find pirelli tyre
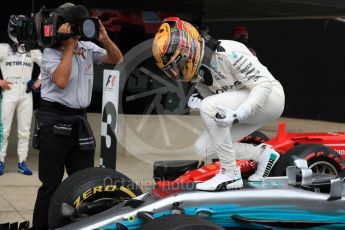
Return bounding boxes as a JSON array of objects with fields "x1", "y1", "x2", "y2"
[
  {"x1": 271, "y1": 143, "x2": 345, "y2": 178},
  {"x1": 139, "y1": 214, "x2": 225, "y2": 230},
  {"x1": 48, "y1": 167, "x2": 143, "y2": 229}
]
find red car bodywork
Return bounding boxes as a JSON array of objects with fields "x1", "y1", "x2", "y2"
[{"x1": 156, "y1": 122, "x2": 345, "y2": 189}]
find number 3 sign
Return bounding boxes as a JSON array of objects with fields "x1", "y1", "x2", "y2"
[{"x1": 101, "y1": 69, "x2": 120, "y2": 169}]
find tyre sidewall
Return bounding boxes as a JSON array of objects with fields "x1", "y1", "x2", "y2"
[
  {"x1": 271, "y1": 143, "x2": 345, "y2": 176},
  {"x1": 48, "y1": 167, "x2": 143, "y2": 229}
]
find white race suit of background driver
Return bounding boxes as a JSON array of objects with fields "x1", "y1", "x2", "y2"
[{"x1": 0, "y1": 43, "x2": 42, "y2": 164}]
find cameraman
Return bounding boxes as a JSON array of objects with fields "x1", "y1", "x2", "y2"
[{"x1": 32, "y1": 3, "x2": 123, "y2": 229}]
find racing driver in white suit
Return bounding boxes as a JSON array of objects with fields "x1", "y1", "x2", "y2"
[
  {"x1": 152, "y1": 17, "x2": 285, "y2": 191},
  {"x1": 0, "y1": 15, "x2": 42, "y2": 175}
]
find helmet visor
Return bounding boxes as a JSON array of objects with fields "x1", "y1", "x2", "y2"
[{"x1": 161, "y1": 54, "x2": 188, "y2": 80}]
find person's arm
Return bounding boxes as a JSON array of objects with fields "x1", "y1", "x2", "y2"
[
  {"x1": 31, "y1": 49, "x2": 43, "y2": 67},
  {"x1": 31, "y1": 49, "x2": 43, "y2": 90},
  {"x1": 52, "y1": 46, "x2": 74, "y2": 89},
  {"x1": 31, "y1": 79, "x2": 41, "y2": 90},
  {"x1": 51, "y1": 23, "x2": 78, "y2": 89},
  {"x1": 0, "y1": 45, "x2": 12, "y2": 90},
  {"x1": 228, "y1": 50, "x2": 273, "y2": 120},
  {"x1": 97, "y1": 19, "x2": 123, "y2": 64}
]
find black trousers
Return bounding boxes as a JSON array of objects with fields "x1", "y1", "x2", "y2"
[{"x1": 32, "y1": 125, "x2": 94, "y2": 228}]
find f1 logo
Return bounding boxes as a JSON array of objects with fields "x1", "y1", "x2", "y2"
[{"x1": 106, "y1": 75, "x2": 116, "y2": 88}]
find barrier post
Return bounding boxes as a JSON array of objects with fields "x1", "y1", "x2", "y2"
[{"x1": 100, "y1": 69, "x2": 120, "y2": 169}]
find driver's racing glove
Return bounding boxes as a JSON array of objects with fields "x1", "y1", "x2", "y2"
[
  {"x1": 214, "y1": 103, "x2": 251, "y2": 127},
  {"x1": 235, "y1": 103, "x2": 251, "y2": 121}
]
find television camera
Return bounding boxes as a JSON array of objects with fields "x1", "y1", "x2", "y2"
[{"x1": 8, "y1": 3, "x2": 99, "y2": 50}]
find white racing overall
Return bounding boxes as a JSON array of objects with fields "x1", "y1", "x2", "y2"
[
  {"x1": 193, "y1": 40, "x2": 285, "y2": 170},
  {"x1": 0, "y1": 43, "x2": 42, "y2": 162}
]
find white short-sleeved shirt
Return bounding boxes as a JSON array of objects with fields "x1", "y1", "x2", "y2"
[{"x1": 40, "y1": 41, "x2": 106, "y2": 109}]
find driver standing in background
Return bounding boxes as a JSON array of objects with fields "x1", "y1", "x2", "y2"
[{"x1": 0, "y1": 15, "x2": 42, "y2": 176}]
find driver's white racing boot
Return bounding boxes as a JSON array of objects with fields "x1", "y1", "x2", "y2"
[
  {"x1": 248, "y1": 146, "x2": 280, "y2": 182},
  {"x1": 196, "y1": 166, "x2": 243, "y2": 191}
]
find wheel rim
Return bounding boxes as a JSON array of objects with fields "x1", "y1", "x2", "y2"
[
  {"x1": 309, "y1": 161, "x2": 338, "y2": 176},
  {"x1": 72, "y1": 195, "x2": 132, "y2": 221}
]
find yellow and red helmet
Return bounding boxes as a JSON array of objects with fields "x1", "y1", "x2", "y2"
[{"x1": 152, "y1": 17, "x2": 204, "y2": 82}]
